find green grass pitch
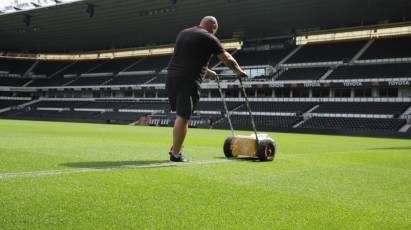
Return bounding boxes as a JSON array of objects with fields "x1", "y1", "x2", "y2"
[{"x1": 0, "y1": 119, "x2": 410, "y2": 229}]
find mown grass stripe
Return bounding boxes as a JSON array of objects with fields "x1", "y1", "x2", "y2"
[{"x1": 0, "y1": 159, "x2": 231, "y2": 179}]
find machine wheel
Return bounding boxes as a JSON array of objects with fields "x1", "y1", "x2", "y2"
[
  {"x1": 223, "y1": 136, "x2": 234, "y2": 158},
  {"x1": 257, "y1": 140, "x2": 276, "y2": 161}
]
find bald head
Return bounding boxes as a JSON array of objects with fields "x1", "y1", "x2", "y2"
[{"x1": 199, "y1": 16, "x2": 218, "y2": 34}]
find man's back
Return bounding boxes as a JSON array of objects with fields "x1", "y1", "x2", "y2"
[{"x1": 167, "y1": 26, "x2": 224, "y2": 82}]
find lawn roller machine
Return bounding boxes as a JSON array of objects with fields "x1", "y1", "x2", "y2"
[{"x1": 215, "y1": 75, "x2": 276, "y2": 161}]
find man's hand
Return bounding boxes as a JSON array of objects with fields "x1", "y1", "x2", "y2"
[
  {"x1": 236, "y1": 70, "x2": 248, "y2": 80},
  {"x1": 217, "y1": 51, "x2": 248, "y2": 80},
  {"x1": 205, "y1": 69, "x2": 217, "y2": 80}
]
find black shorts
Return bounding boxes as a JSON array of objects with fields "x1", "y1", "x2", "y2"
[{"x1": 166, "y1": 77, "x2": 200, "y2": 120}]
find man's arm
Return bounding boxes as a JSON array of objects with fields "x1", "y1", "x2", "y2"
[{"x1": 217, "y1": 51, "x2": 247, "y2": 79}]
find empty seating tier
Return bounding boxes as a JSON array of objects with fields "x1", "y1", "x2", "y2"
[
  {"x1": 88, "y1": 58, "x2": 139, "y2": 73},
  {"x1": 0, "y1": 58, "x2": 34, "y2": 75},
  {"x1": 98, "y1": 112, "x2": 149, "y2": 124},
  {"x1": 106, "y1": 75, "x2": 155, "y2": 85},
  {"x1": 328, "y1": 64, "x2": 411, "y2": 79},
  {"x1": 0, "y1": 99, "x2": 29, "y2": 109},
  {"x1": 33, "y1": 100, "x2": 90, "y2": 108},
  {"x1": 148, "y1": 75, "x2": 167, "y2": 84},
  {"x1": 0, "y1": 77, "x2": 31, "y2": 86},
  {"x1": 300, "y1": 117, "x2": 405, "y2": 131},
  {"x1": 286, "y1": 41, "x2": 365, "y2": 63},
  {"x1": 360, "y1": 36, "x2": 411, "y2": 59},
  {"x1": 58, "y1": 60, "x2": 106, "y2": 76},
  {"x1": 2, "y1": 110, "x2": 101, "y2": 122},
  {"x1": 1, "y1": 108, "x2": 149, "y2": 125},
  {"x1": 127, "y1": 56, "x2": 171, "y2": 72},
  {"x1": 28, "y1": 76, "x2": 74, "y2": 87},
  {"x1": 68, "y1": 76, "x2": 113, "y2": 86},
  {"x1": 277, "y1": 67, "x2": 329, "y2": 81},
  {"x1": 213, "y1": 115, "x2": 301, "y2": 131},
  {"x1": 31, "y1": 61, "x2": 74, "y2": 76},
  {"x1": 76, "y1": 101, "x2": 133, "y2": 109},
  {"x1": 236, "y1": 102, "x2": 317, "y2": 115},
  {"x1": 233, "y1": 49, "x2": 291, "y2": 66},
  {"x1": 196, "y1": 101, "x2": 242, "y2": 111},
  {"x1": 312, "y1": 102, "x2": 411, "y2": 116},
  {"x1": 33, "y1": 100, "x2": 166, "y2": 111},
  {"x1": 126, "y1": 101, "x2": 168, "y2": 110}
]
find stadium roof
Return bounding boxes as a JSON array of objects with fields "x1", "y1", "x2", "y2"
[
  {"x1": 0, "y1": 0, "x2": 82, "y2": 15},
  {"x1": 0, "y1": 0, "x2": 410, "y2": 53}
]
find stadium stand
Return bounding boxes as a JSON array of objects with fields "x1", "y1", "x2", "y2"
[
  {"x1": 360, "y1": 36, "x2": 411, "y2": 59},
  {"x1": 213, "y1": 115, "x2": 301, "y2": 131},
  {"x1": 277, "y1": 67, "x2": 329, "y2": 81},
  {"x1": 312, "y1": 102, "x2": 411, "y2": 116},
  {"x1": 148, "y1": 75, "x2": 167, "y2": 84},
  {"x1": 327, "y1": 63, "x2": 411, "y2": 79},
  {"x1": 286, "y1": 40, "x2": 366, "y2": 63},
  {"x1": 0, "y1": 58, "x2": 34, "y2": 75},
  {"x1": 0, "y1": 36, "x2": 410, "y2": 137},
  {"x1": 59, "y1": 60, "x2": 106, "y2": 75},
  {"x1": 127, "y1": 56, "x2": 171, "y2": 72},
  {"x1": 0, "y1": 76, "x2": 31, "y2": 86},
  {"x1": 67, "y1": 75, "x2": 113, "y2": 86},
  {"x1": 32, "y1": 100, "x2": 88, "y2": 108},
  {"x1": 2, "y1": 109, "x2": 102, "y2": 123},
  {"x1": 29, "y1": 100, "x2": 167, "y2": 111},
  {"x1": 236, "y1": 102, "x2": 317, "y2": 115},
  {"x1": 196, "y1": 101, "x2": 242, "y2": 111},
  {"x1": 1, "y1": 97, "x2": 410, "y2": 137},
  {"x1": 1, "y1": 100, "x2": 152, "y2": 124},
  {"x1": 106, "y1": 74, "x2": 155, "y2": 85},
  {"x1": 26, "y1": 60, "x2": 109, "y2": 87},
  {"x1": 233, "y1": 49, "x2": 291, "y2": 66},
  {"x1": 28, "y1": 76, "x2": 74, "y2": 87},
  {"x1": 99, "y1": 112, "x2": 149, "y2": 124},
  {"x1": 0, "y1": 99, "x2": 30, "y2": 109},
  {"x1": 300, "y1": 117, "x2": 405, "y2": 131},
  {"x1": 75, "y1": 101, "x2": 133, "y2": 109},
  {"x1": 88, "y1": 58, "x2": 139, "y2": 73},
  {"x1": 125, "y1": 100, "x2": 168, "y2": 111},
  {"x1": 31, "y1": 60, "x2": 75, "y2": 76},
  {"x1": 146, "y1": 114, "x2": 216, "y2": 128}
]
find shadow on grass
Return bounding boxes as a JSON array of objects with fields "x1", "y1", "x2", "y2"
[
  {"x1": 60, "y1": 160, "x2": 169, "y2": 169},
  {"x1": 213, "y1": 156, "x2": 259, "y2": 162},
  {"x1": 368, "y1": 146, "x2": 411, "y2": 151}
]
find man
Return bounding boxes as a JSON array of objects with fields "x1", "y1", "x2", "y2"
[{"x1": 166, "y1": 16, "x2": 247, "y2": 162}]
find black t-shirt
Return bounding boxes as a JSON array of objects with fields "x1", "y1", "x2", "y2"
[{"x1": 167, "y1": 26, "x2": 224, "y2": 83}]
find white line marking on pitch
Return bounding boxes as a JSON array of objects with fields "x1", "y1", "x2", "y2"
[{"x1": 0, "y1": 159, "x2": 231, "y2": 180}]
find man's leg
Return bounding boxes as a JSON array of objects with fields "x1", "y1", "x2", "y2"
[
  {"x1": 172, "y1": 115, "x2": 188, "y2": 155},
  {"x1": 168, "y1": 81, "x2": 198, "y2": 161}
]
